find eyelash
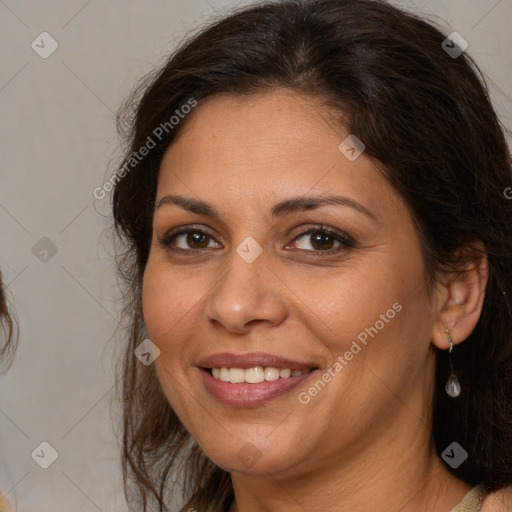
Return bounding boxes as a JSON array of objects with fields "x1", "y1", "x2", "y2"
[{"x1": 158, "y1": 224, "x2": 354, "y2": 255}]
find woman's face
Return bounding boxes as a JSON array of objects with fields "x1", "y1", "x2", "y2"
[{"x1": 142, "y1": 89, "x2": 439, "y2": 475}]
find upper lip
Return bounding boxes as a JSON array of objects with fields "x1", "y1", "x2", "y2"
[{"x1": 197, "y1": 352, "x2": 318, "y2": 370}]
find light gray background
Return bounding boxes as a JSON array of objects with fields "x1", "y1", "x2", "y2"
[{"x1": 0, "y1": 0, "x2": 510, "y2": 510}]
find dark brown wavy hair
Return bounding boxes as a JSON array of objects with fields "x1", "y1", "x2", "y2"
[
  {"x1": 112, "y1": 0, "x2": 512, "y2": 510},
  {"x1": 0, "y1": 269, "x2": 17, "y2": 373}
]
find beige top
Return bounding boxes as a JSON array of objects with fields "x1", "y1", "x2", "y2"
[{"x1": 450, "y1": 485, "x2": 485, "y2": 512}]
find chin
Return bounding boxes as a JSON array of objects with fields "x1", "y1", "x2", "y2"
[
  {"x1": 209, "y1": 449, "x2": 299, "y2": 476},
  {"x1": 196, "y1": 431, "x2": 305, "y2": 476}
]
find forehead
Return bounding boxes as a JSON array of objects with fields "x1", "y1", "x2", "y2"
[{"x1": 156, "y1": 89, "x2": 401, "y2": 219}]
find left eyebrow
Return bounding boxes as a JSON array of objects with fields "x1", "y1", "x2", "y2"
[
  {"x1": 269, "y1": 195, "x2": 378, "y2": 223},
  {"x1": 155, "y1": 194, "x2": 378, "y2": 223}
]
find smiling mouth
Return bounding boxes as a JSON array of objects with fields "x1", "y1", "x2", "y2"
[{"x1": 206, "y1": 366, "x2": 316, "y2": 384}]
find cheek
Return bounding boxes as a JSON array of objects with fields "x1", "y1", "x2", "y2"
[
  {"x1": 141, "y1": 261, "x2": 194, "y2": 351},
  {"x1": 142, "y1": 262, "x2": 167, "y2": 340},
  {"x1": 141, "y1": 260, "x2": 199, "y2": 418},
  {"x1": 296, "y1": 257, "x2": 430, "y2": 399},
  {"x1": 292, "y1": 262, "x2": 403, "y2": 353}
]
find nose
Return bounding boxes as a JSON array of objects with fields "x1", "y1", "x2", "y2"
[{"x1": 203, "y1": 249, "x2": 288, "y2": 334}]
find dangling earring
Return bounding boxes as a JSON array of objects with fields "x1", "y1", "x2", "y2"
[{"x1": 444, "y1": 328, "x2": 461, "y2": 397}]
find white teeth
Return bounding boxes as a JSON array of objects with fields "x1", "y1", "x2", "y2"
[
  {"x1": 228, "y1": 368, "x2": 245, "y2": 383},
  {"x1": 210, "y1": 366, "x2": 310, "y2": 383},
  {"x1": 245, "y1": 366, "x2": 265, "y2": 383},
  {"x1": 264, "y1": 367, "x2": 280, "y2": 381},
  {"x1": 219, "y1": 367, "x2": 230, "y2": 382}
]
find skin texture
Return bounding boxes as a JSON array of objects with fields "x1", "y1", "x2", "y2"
[
  {"x1": 482, "y1": 487, "x2": 512, "y2": 511},
  {"x1": 142, "y1": 89, "x2": 489, "y2": 511}
]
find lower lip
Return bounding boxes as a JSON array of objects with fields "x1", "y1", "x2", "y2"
[{"x1": 199, "y1": 368, "x2": 317, "y2": 407}]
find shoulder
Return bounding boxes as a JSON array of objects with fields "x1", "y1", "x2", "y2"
[
  {"x1": 0, "y1": 491, "x2": 13, "y2": 512},
  {"x1": 481, "y1": 485, "x2": 512, "y2": 512}
]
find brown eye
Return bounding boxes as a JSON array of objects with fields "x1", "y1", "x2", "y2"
[
  {"x1": 309, "y1": 232, "x2": 336, "y2": 251},
  {"x1": 160, "y1": 228, "x2": 221, "y2": 251},
  {"x1": 288, "y1": 227, "x2": 353, "y2": 253},
  {"x1": 184, "y1": 232, "x2": 210, "y2": 249},
  {"x1": 159, "y1": 225, "x2": 353, "y2": 255}
]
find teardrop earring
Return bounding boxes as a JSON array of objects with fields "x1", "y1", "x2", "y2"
[{"x1": 445, "y1": 328, "x2": 461, "y2": 397}]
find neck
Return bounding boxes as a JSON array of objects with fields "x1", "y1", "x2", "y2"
[{"x1": 228, "y1": 409, "x2": 471, "y2": 512}]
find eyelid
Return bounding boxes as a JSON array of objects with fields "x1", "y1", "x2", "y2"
[
  {"x1": 287, "y1": 225, "x2": 354, "y2": 251},
  {"x1": 158, "y1": 223, "x2": 354, "y2": 253},
  {"x1": 158, "y1": 224, "x2": 218, "y2": 248}
]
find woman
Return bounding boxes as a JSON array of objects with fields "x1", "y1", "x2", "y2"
[
  {"x1": 112, "y1": 0, "x2": 512, "y2": 510},
  {"x1": 0, "y1": 271, "x2": 18, "y2": 512}
]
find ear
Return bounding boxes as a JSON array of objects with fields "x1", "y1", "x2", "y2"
[{"x1": 431, "y1": 241, "x2": 488, "y2": 350}]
